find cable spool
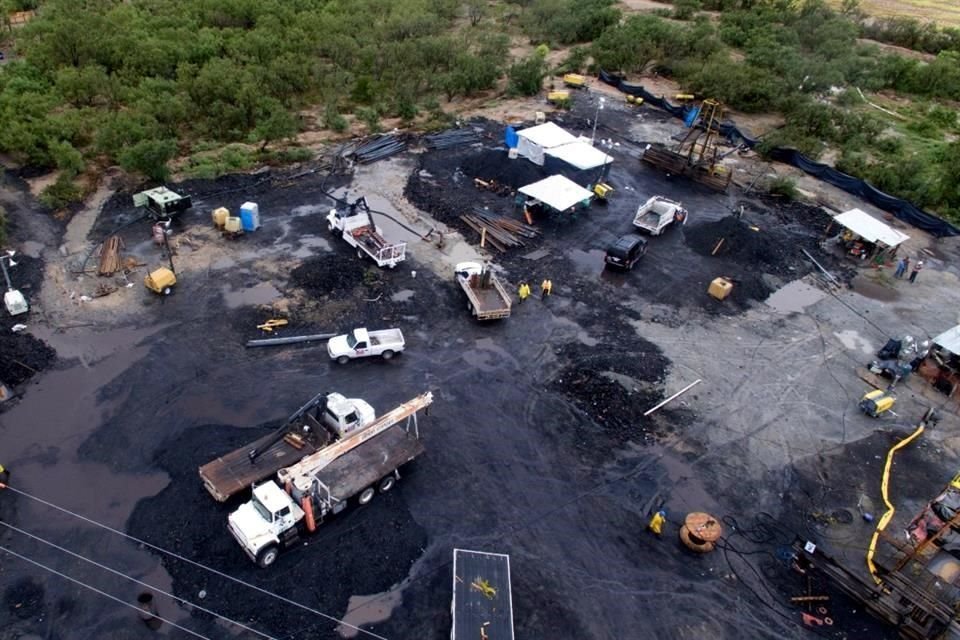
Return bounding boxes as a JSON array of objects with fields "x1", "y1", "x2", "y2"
[{"x1": 680, "y1": 512, "x2": 722, "y2": 553}]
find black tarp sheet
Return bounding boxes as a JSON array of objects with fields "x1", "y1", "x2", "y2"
[{"x1": 598, "y1": 69, "x2": 959, "y2": 237}]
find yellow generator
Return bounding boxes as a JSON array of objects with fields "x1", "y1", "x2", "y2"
[
  {"x1": 145, "y1": 267, "x2": 176, "y2": 295},
  {"x1": 563, "y1": 73, "x2": 586, "y2": 88},
  {"x1": 860, "y1": 389, "x2": 895, "y2": 418},
  {"x1": 592, "y1": 183, "x2": 613, "y2": 201}
]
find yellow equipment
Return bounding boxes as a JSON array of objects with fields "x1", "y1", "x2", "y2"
[
  {"x1": 547, "y1": 90, "x2": 570, "y2": 104},
  {"x1": 674, "y1": 93, "x2": 695, "y2": 101},
  {"x1": 563, "y1": 73, "x2": 586, "y2": 88},
  {"x1": 859, "y1": 389, "x2": 895, "y2": 418},
  {"x1": 144, "y1": 267, "x2": 176, "y2": 295},
  {"x1": 593, "y1": 183, "x2": 613, "y2": 201},
  {"x1": 257, "y1": 319, "x2": 288, "y2": 332}
]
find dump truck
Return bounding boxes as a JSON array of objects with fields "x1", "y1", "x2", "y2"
[
  {"x1": 633, "y1": 195, "x2": 688, "y2": 236},
  {"x1": 326, "y1": 197, "x2": 406, "y2": 268},
  {"x1": 198, "y1": 391, "x2": 375, "y2": 502},
  {"x1": 327, "y1": 327, "x2": 405, "y2": 363},
  {"x1": 455, "y1": 262, "x2": 511, "y2": 320},
  {"x1": 227, "y1": 392, "x2": 433, "y2": 568}
]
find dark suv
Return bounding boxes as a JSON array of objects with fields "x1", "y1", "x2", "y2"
[{"x1": 604, "y1": 234, "x2": 648, "y2": 270}]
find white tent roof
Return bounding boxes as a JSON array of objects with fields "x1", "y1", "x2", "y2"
[
  {"x1": 545, "y1": 141, "x2": 613, "y2": 170},
  {"x1": 934, "y1": 325, "x2": 960, "y2": 355},
  {"x1": 518, "y1": 175, "x2": 593, "y2": 212},
  {"x1": 516, "y1": 122, "x2": 578, "y2": 149},
  {"x1": 833, "y1": 209, "x2": 910, "y2": 247}
]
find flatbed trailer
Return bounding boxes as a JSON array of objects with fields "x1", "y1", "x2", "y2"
[
  {"x1": 451, "y1": 549, "x2": 514, "y2": 640},
  {"x1": 199, "y1": 391, "x2": 375, "y2": 502}
]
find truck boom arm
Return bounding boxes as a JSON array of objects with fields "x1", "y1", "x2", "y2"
[
  {"x1": 248, "y1": 391, "x2": 329, "y2": 462},
  {"x1": 277, "y1": 391, "x2": 433, "y2": 489}
]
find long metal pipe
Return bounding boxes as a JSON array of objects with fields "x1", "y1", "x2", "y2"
[{"x1": 246, "y1": 333, "x2": 335, "y2": 348}]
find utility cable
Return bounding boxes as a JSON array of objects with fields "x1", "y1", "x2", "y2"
[
  {"x1": 1, "y1": 484, "x2": 388, "y2": 640},
  {"x1": 0, "y1": 544, "x2": 212, "y2": 640},
  {"x1": 0, "y1": 520, "x2": 277, "y2": 640}
]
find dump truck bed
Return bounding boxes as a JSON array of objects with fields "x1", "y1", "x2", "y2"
[
  {"x1": 452, "y1": 549, "x2": 514, "y2": 640},
  {"x1": 460, "y1": 275, "x2": 511, "y2": 320},
  {"x1": 312, "y1": 425, "x2": 424, "y2": 500},
  {"x1": 200, "y1": 422, "x2": 332, "y2": 502}
]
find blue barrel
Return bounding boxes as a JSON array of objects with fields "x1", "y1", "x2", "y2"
[{"x1": 240, "y1": 202, "x2": 260, "y2": 231}]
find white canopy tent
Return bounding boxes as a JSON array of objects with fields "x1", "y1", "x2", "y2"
[
  {"x1": 518, "y1": 175, "x2": 594, "y2": 212},
  {"x1": 516, "y1": 122, "x2": 578, "y2": 166},
  {"x1": 934, "y1": 326, "x2": 960, "y2": 357},
  {"x1": 833, "y1": 209, "x2": 910, "y2": 248},
  {"x1": 545, "y1": 140, "x2": 613, "y2": 170}
]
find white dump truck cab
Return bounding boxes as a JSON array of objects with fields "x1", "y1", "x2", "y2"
[
  {"x1": 323, "y1": 392, "x2": 375, "y2": 436},
  {"x1": 228, "y1": 481, "x2": 305, "y2": 568}
]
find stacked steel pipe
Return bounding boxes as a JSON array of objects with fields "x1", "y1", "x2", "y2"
[
  {"x1": 423, "y1": 128, "x2": 481, "y2": 150},
  {"x1": 459, "y1": 209, "x2": 540, "y2": 252}
]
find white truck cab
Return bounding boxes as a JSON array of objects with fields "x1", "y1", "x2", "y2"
[
  {"x1": 324, "y1": 392, "x2": 376, "y2": 436},
  {"x1": 228, "y1": 481, "x2": 304, "y2": 568},
  {"x1": 327, "y1": 328, "x2": 405, "y2": 363}
]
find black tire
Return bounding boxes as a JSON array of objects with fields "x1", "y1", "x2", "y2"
[
  {"x1": 382, "y1": 350, "x2": 395, "y2": 360},
  {"x1": 358, "y1": 487, "x2": 376, "y2": 505},
  {"x1": 256, "y1": 545, "x2": 279, "y2": 569},
  {"x1": 467, "y1": 302, "x2": 474, "y2": 314},
  {"x1": 337, "y1": 355, "x2": 350, "y2": 364},
  {"x1": 379, "y1": 476, "x2": 396, "y2": 493},
  {"x1": 162, "y1": 287, "x2": 172, "y2": 296},
  {"x1": 357, "y1": 249, "x2": 365, "y2": 260}
]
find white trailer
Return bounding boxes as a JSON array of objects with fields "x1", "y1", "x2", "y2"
[
  {"x1": 633, "y1": 195, "x2": 688, "y2": 236},
  {"x1": 326, "y1": 200, "x2": 406, "y2": 268},
  {"x1": 327, "y1": 327, "x2": 405, "y2": 363},
  {"x1": 228, "y1": 392, "x2": 433, "y2": 568}
]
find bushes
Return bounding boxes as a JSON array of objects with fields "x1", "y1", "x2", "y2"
[
  {"x1": 521, "y1": 0, "x2": 620, "y2": 46},
  {"x1": 508, "y1": 52, "x2": 546, "y2": 96},
  {"x1": 39, "y1": 173, "x2": 82, "y2": 210}
]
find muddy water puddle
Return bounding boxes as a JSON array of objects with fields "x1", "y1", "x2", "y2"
[
  {"x1": 337, "y1": 587, "x2": 404, "y2": 638},
  {"x1": 850, "y1": 274, "x2": 899, "y2": 302},
  {"x1": 765, "y1": 279, "x2": 825, "y2": 313},
  {"x1": 221, "y1": 281, "x2": 281, "y2": 308}
]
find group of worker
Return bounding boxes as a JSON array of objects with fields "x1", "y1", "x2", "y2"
[
  {"x1": 893, "y1": 255, "x2": 923, "y2": 283},
  {"x1": 517, "y1": 279, "x2": 552, "y2": 303}
]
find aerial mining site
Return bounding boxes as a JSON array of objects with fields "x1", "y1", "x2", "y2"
[{"x1": 2, "y1": 82, "x2": 960, "y2": 640}]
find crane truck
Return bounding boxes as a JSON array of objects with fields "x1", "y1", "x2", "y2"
[
  {"x1": 227, "y1": 392, "x2": 433, "y2": 568},
  {"x1": 198, "y1": 391, "x2": 375, "y2": 502},
  {"x1": 327, "y1": 196, "x2": 407, "y2": 268}
]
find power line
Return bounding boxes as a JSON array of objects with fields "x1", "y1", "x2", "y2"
[
  {"x1": 2, "y1": 484, "x2": 388, "y2": 640},
  {"x1": 0, "y1": 544, "x2": 212, "y2": 640},
  {"x1": 0, "y1": 520, "x2": 277, "y2": 640}
]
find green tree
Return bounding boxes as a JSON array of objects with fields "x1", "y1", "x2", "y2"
[
  {"x1": 508, "y1": 51, "x2": 546, "y2": 96},
  {"x1": 50, "y1": 140, "x2": 84, "y2": 176},
  {"x1": 467, "y1": 0, "x2": 487, "y2": 26},
  {"x1": 253, "y1": 98, "x2": 299, "y2": 151},
  {"x1": 119, "y1": 139, "x2": 177, "y2": 181}
]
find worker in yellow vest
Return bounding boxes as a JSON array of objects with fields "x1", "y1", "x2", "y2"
[
  {"x1": 518, "y1": 282, "x2": 531, "y2": 303},
  {"x1": 540, "y1": 279, "x2": 552, "y2": 299},
  {"x1": 0, "y1": 463, "x2": 9, "y2": 488}
]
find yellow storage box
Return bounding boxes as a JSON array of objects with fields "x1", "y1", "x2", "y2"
[{"x1": 708, "y1": 277, "x2": 733, "y2": 300}]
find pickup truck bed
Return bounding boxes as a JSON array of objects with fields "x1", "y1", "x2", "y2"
[
  {"x1": 370, "y1": 328, "x2": 403, "y2": 346},
  {"x1": 312, "y1": 426, "x2": 424, "y2": 500},
  {"x1": 200, "y1": 414, "x2": 333, "y2": 502}
]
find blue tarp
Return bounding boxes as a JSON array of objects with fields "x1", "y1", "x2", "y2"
[
  {"x1": 598, "y1": 69, "x2": 959, "y2": 237},
  {"x1": 505, "y1": 125, "x2": 518, "y2": 149}
]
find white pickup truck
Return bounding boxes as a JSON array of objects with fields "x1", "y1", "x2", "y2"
[
  {"x1": 326, "y1": 197, "x2": 406, "y2": 268},
  {"x1": 633, "y1": 195, "x2": 688, "y2": 236},
  {"x1": 327, "y1": 328, "x2": 405, "y2": 364}
]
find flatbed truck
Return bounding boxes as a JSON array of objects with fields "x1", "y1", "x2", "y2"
[
  {"x1": 455, "y1": 262, "x2": 511, "y2": 320},
  {"x1": 198, "y1": 392, "x2": 375, "y2": 502},
  {"x1": 227, "y1": 392, "x2": 433, "y2": 567},
  {"x1": 451, "y1": 549, "x2": 515, "y2": 640}
]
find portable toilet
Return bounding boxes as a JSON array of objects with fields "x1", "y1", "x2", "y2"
[{"x1": 239, "y1": 202, "x2": 261, "y2": 232}]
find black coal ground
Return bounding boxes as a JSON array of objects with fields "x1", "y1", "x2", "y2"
[
  {"x1": 126, "y1": 424, "x2": 428, "y2": 640},
  {"x1": 0, "y1": 254, "x2": 56, "y2": 389},
  {"x1": 0, "y1": 134, "x2": 888, "y2": 640}
]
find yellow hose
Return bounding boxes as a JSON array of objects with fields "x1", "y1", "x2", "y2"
[{"x1": 866, "y1": 424, "x2": 926, "y2": 584}]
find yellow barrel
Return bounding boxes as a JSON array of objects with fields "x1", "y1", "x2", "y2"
[
  {"x1": 224, "y1": 216, "x2": 242, "y2": 233},
  {"x1": 212, "y1": 207, "x2": 229, "y2": 228}
]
